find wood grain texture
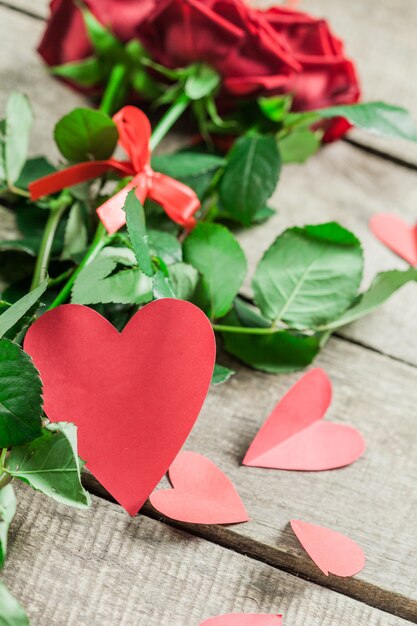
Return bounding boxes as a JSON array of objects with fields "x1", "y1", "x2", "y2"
[
  {"x1": 3, "y1": 483, "x2": 413, "y2": 626},
  {"x1": 1, "y1": 6, "x2": 416, "y2": 365}
]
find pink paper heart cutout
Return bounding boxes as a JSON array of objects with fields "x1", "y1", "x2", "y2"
[
  {"x1": 200, "y1": 615, "x2": 282, "y2": 625},
  {"x1": 243, "y1": 368, "x2": 365, "y2": 470},
  {"x1": 24, "y1": 301, "x2": 215, "y2": 515},
  {"x1": 150, "y1": 451, "x2": 248, "y2": 524},
  {"x1": 291, "y1": 519, "x2": 365, "y2": 577},
  {"x1": 370, "y1": 213, "x2": 417, "y2": 266}
]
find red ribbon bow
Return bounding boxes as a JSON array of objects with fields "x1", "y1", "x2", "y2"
[{"x1": 29, "y1": 106, "x2": 200, "y2": 233}]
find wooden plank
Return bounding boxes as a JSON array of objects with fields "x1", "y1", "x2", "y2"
[
  {"x1": 128, "y1": 339, "x2": 417, "y2": 621},
  {"x1": 6, "y1": 0, "x2": 417, "y2": 164},
  {"x1": 3, "y1": 483, "x2": 413, "y2": 626}
]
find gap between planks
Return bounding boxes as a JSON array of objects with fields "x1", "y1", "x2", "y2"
[{"x1": 80, "y1": 472, "x2": 417, "y2": 624}]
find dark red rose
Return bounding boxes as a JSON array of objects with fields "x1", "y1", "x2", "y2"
[
  {"x1": 261, "y1": 6, "x2": 360, "y2": 140},
  {"x1": 38, "y1": 0, "x2": 155, "y2": 66}
]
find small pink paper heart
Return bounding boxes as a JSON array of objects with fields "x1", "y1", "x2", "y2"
[
  {"x1": 243, "y1": 368, "x2": 365, "y2": 471},
  {"x1": 291, "y1": 520, "x2": 365, "y2": 577},
  {"x1": 370, "y1": 213, "x2": 417, "y2": 266},
  {"x1": 150, "y1": 451, "x2": 248, "y2": 524},
  {"x1": 200, "y1": 615, "x2": 282, "y2": 625}
]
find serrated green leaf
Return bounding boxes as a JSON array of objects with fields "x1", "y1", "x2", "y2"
[
  {"x1": 71, "y1": 247, "x2": 153, "y2": 305},
  {"x1": 318, "y1": 267, "x2": 417, "y2": 330},
  {"x1": 52, "y1": 57, "x2": 104, "y2": 87},
  {"x1": 124, "y1": 190, "x2": 153, "y2": 277},
  {"x1": 5, "y1": 422, "x2": 90, "y2": 509},
  {"x1": 234, "y1": 297, "x2": 271, "y2": 328},
  {"x1": 153, "y1": 270, "x2": 175, "y2": 299},
  {"x1": 185, "y1": 64, "x2": 221, "y2": 100},
  {"x1": 220, "y1": 309, "x2": 321, "y2": 373},
  {"x1": 211, "y1": 363, "x2": 235, "y2": 385},
  {"x1": 316, "y1": 102, "x2": 417, "y2": 142},
  {"x1": 0, "y1": 338, "x2": 43, "y2": 448},
  {"x1": 4, "y1": 93, "x2": 33, "y2": 185},
  {"x1": 0, "y1": 581, "x2": 29, "y2": 626},
  {"x1": 148, "y1": 230, "x2": 182, "y2": 265},
  {"x1": 169, "y1": 262, "x2": 198, "y2": 301},
  {"x1": 220, "y1": 134, "x2": 281, "y2": 226},
  {"x1": 0, "y1": 485, "x2": 16, "y2": 568},
  {"x1": 0, "y1": 278, "x2": 47, "y2": 339},
  {"x1": 252, "y1": 223, "x2": 363, "y2": 329},
  {"x1": 183, "y1": 223, "x2": 246, "y2": 318},
  {"x1": 279, "y1": 130, "x2": 320, "y2": 163},
  {"x1": 54, "y1": 108, "x2": 118, "y2": 162},
  {"x1": 152, "y1": 152, "x2": 225, "y2": 199}
]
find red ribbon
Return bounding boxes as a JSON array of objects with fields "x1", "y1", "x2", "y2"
[{"x1": 29, "y1": 106, "x2": 200, "y2": 233}]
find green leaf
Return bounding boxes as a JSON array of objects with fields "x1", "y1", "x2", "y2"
[
  {"x1": 185, "y1": 64, "x2": 221, "y2": 100},
  {"x1": 54, "y1": 108, "x2": 118, "y2": 162},
  {"x1": 219, "y1": 134, "x2": 281, "y2": 226},
  {"x1": 71, "y1": 247, "x2": 153, "y2": 305},
  {"x1": 15, "y1": 157, "x2": 55, "y2": 189},
  {"x1": 252, "y1": 223, "x2": 363, "y2": 330},
  {"x1": 152, "y1": 152, "x2": 225, "y2": 199},
  {"x1": 124, "y1": 190, "x2": 153, "y2": 277},
  {"x1": 252, "y1": 205, "x2": 276, "y2": 224},
  {"x1": 52, "y1": 57, "x2": 104, "y2": 87},
  {"x1": 0, "y1": 485, "x2": 16, "y2": 568},
  {"x1": 4, "y1": 93, "x2": 33, "y2": 185},
  {"x1": 183, "y1": 223, "x2": 247, "y2": 318},
  {"x1": 279, "y1": 130, "x2": 321, "y2": 163},
  {"x1": 0, "y1": 278, "x2": 47, "y2": 339},
  {"x1": 211, "y1": 363, "x2": 235, "y2": 385},
  {"x1": 5, "y1": 422, "x2": 91, "y2": 509},
  {"x1": 148, "y1": 230, "x2": 182, "y2": 265},
  {"x1": 0, "y1": 581, "x2": 29, "y2": 626},
  {"x1": 153, "y1": 270, "x2": 175, "y2": 299},
  {"x1": 319, "y1": 268, "x2": 417, "y2": 330},
  {"x1": 316, "y1": 102, "x2": 417, "y2": 142},
  {"x1": 61, "y1": 203, "x2": 88, "y2": 260},
  {"x1": 234, "y1": 297, "x2": 271, "y2": 328},
  {"x1": 0, "y1": 338, "x2": 43, "y2": 448},
  {"x1": 220, "y1": 310, "x2": 321, "y2": 373},
  {"x1": 169, "y1": 262, "x2": 199, "y2": 301}
]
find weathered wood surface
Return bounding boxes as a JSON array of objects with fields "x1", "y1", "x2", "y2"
[
  {"x1": 8, "y1": 0, "x2": 417, "y2": 164},
  {"x1": 1, "y1": 6, "x2": 417, "y2": 366},
  {"x1": 2, "y1": 483, "x2": 413, "y2": 626}
]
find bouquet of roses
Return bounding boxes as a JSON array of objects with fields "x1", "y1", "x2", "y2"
[{"x1": 0, "y1": 1, "x2": 416, "y2": 621}]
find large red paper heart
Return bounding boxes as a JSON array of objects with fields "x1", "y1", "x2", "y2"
[
  {"x1": 370, "y1": 213, "x2": 417, "y2": 266},
  {"x1": 291, "y1": 520, "x2": 365, "y2": 577},
  {"x1": 150, "y1": 451, "x2": 248, "y2": 524},
  {"x1": 24, "y1": 301, "x2": 215, "y2": 515},
  {"x1": 200, "y1": 615, "x2": 282, "y2": 625},
  {"x1": 243, "y1": 368, "x2": 365, "y2": 470}
]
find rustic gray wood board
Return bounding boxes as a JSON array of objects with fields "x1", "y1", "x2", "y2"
[
  {"x1": 2, "y1": 483, "x2": 414, "y2": 626},
  {"x1": 1, "y1": 6, "x2": 416, "y2": 366},
  {"x1": 6, "y1": 0, "x2": 417, "y2": 164},
  {"x1": 126, "y1": 338, "x2": 417, "y2": 620}
]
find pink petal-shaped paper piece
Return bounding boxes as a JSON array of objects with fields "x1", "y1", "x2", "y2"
[
  {"x1": 150, "y1": 451, "x2": 248, "y2": 524},
  {"x1": 291, "y1": 520, "x2": 365, "y2": 577},
  {"x1": 243, "y1": 368, "x2": 365, "y2": 470},
  {"x1": 200, "y1": 615, "x2": 282, "y2": 625},
  {"x1": 370, "y1": 213, "x2": 417, "y2": 266},
  {"x1": 24, "y1": 301, "x2": 215, "y2": 516}
]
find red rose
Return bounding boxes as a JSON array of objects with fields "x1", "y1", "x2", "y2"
[
  {"x1": 136, "y1": 0, "x2": 300, "y2": 97},
  {"x1": 38, "y1": 0, "x2": 155, "y2": 66}
]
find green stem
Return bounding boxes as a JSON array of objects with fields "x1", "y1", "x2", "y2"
[
  {"x1": 49, "y1": 92, "x2": 191, "y2": 310},
  {"x1": 100, "y1": 63, "x2": 129, "y2": 116},
  {"x1": 150, "y1": 92, "x2": 190, "y2": 150},
  {"x1": 8, "y1": 183, "x2": 30, "y2": 198},
  {"x1": 212, "y1": 324, "x2": 278, "y2": 335},
  {"x1": 30, "y1": 195, "x2": 71, "y2": 291}
]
